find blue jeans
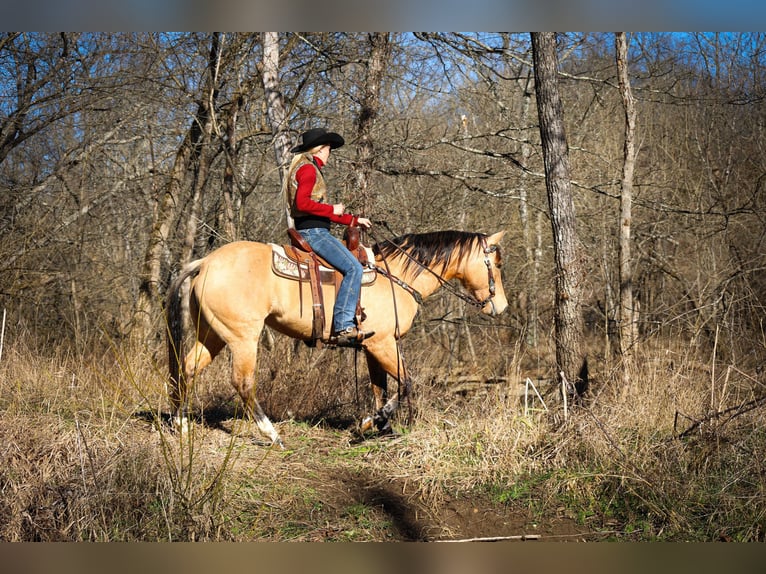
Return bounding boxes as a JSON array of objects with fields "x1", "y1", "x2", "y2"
[{"x1": 298, "y1": 227, "x2": 363, "y2": 333}]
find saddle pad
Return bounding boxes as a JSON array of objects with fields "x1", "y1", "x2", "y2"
[{"x1": 271, "y1": 244, "x2": 377, "y2": 285}]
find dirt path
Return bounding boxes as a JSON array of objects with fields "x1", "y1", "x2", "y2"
[
  {"x1": 173, "y1": 418, "x2": 601, "y2": 542},
  {"x1": 323, "y1": 467, "x2": 591, "y2": 541}
]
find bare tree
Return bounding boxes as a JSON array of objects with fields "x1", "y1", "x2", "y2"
[
  {"x1": 616, "y1": 32, "x2": 638, "y2": 362},
  {"x1": 0, "y1": 33, "x2": 98, "y2": 164},
  {"x1": 262, "y1": 32, "x2": 293, "y2": 194},
  {"x1": 132, "y1": 33, "x2": 224, "y2": 345},
  {"x1": 516, "y1": 67, "x2": 540, "y2": 346},
  {"x1": 353, "y1": 33, "x2": 392, "y2": 216},
  {"x1": 531, "y1": 32, "x2": 586, "y2": 390}
]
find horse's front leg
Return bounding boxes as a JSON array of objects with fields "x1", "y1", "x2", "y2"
[{"x1": 362, "y1": 344, "x2": 410, "y2": 435}]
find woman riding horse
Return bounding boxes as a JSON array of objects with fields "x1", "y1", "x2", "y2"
[{"x1": 282, "y1": 127, "x2": 374, "y2": 347}]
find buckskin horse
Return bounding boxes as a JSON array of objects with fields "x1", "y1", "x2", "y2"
[{"x1": 165, "y1": 229, "x2": 508, "y2": 448}]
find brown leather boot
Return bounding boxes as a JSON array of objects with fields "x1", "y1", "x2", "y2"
[{"x1": 331, "y1": 326, "x2": 375, "y2": 347}]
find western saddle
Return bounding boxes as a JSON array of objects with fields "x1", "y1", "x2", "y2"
[{"x1": 283, "y1": 226, "x2": 370, "y2": 347}]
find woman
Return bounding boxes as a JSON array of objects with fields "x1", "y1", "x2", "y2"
[{"x1": 283, "y1": 127, "x2": 374, "y2": 347}]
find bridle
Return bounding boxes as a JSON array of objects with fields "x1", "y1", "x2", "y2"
[
  {"x1": 477, "y1": 236, "x2": 499, "y2": 315},
  {"x1": 371, "y1": 230, "x2": 500, "y2": 315}
]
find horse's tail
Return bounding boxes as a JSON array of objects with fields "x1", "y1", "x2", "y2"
[{"x1": 166, "y1": 258, "x2": 205, "y2": 390}]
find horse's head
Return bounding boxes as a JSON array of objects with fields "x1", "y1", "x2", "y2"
[
  {"x1": 463, "y1": 230, "x2": 508, "y2": 317},
  {"x1": 375, "y1": 229, "x2": 509, "y2": 316}
]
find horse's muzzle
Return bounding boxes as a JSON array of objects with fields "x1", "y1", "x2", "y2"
[{"x1": 484, "y1": 298, "x2": 508, "y2": 317}]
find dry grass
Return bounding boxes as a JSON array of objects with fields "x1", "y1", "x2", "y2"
[{"x1": 1, "y1": 326, "x2": 765, "y2": 541}]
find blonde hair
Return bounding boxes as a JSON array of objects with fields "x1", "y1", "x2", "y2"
[
  {"x1": 281, "y1": 146, "x2": 324, "y2": 194},
  {"x1": 281, "y1": 146, "x2": 326, "y2": 228}
]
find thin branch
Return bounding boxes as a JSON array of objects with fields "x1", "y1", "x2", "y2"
[
  {"x1": 438, "y1": 534, "x2": 541, "y2": 542},
  {"x1": 676, "y1": 393, "x2": 766, "y2": 439}
]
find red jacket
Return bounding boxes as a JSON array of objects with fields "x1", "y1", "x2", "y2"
[{"x1": 294, "y1": 157, "x2": 358, "y2": 227}]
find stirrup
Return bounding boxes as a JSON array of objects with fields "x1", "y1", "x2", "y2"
[{"x1": 330, "y1": 326, "x2": 375, "y2": 347}]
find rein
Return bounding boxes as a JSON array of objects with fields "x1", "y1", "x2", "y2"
[{"x1": 367, "y1": 226, "x2": 411, "y2": 425}]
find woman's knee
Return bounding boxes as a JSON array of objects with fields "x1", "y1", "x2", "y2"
[{"x1": 346, "y1": 258, "x2": 363, "y2": 280}]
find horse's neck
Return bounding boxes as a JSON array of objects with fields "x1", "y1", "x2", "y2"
[{"x1": 388, "y1": 257, "x2": 458, "y2": 299}]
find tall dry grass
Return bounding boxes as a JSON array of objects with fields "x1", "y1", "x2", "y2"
[
  {"x1": 0, "y1": 332, "x2": 253, "y2": 541},
  {"x1": 378, "y1": 332, "x2": 766, "y2": 541},
  {"x1": 0, "y1": 320, "x2": 764, "y2": 540}
]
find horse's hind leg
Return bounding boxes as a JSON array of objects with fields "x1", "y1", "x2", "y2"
[
  {"x1": 229, "y1": 338, "x2": 284, "y2": 449},
  {"x1": 172, "y1": 335, "x2": 224, "y2": 431}
]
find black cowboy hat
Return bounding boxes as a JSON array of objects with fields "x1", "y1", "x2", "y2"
[{"x1": 290, "y1": 127, "x2": 345, "y2": 153}]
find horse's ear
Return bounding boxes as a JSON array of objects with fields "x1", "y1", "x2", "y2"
[{"x1": 488, "y1": 230, "x2": 506, "y2": 245}]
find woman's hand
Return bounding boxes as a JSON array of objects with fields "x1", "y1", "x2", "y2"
[
  {"x1": 356, "y1": 217, "x2": 372, "y2": 229},
  {"x1": 332, "y1": 203, "x2": 345, "y2": 216}
]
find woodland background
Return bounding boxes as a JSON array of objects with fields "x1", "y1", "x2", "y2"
[
  {"x1": 1, "y1": 32, "x2": 766, "y2": 541},
  {"x1": 2, "y1": 32, "x2": 765, "y2": 361}
]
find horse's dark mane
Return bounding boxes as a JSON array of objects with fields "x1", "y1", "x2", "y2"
[{"x1": 373, "y1": 230, "x2": 486, "y2": 278}]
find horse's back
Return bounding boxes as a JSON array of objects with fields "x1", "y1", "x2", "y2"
[
  {"x1": 191, "y1": 241, "x2": 276, "y2": 322},
  {"x1": 197, "y1": 240, "x2": 270, "y2": 273},
  {"x1": 204, "y1": 239, "x2": 269, "y2": 261}
]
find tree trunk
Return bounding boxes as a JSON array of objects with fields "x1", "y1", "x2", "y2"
[
  {"x1": 181, "y1": 33, "x2": 222, "y2": 264},
  {"x1": 262, "y1": 33, "x2": 293, "y2": 190},
  {"x1": 531, "y1": 32, "x2": 586, "y2": 390},
  {"x1": 354, "y1": 32, "x2": 391, "y2": 216},
  {"x1": 616, "y1": 32, "x2": 638, "y2": 359},
  {"x1": 518, "y1": 69, "x2": 538, "y2": 346},
  {"x1": 132, "y1": 137, "x2": 188, "y2": 346},
  {"x1": 221, "y1": 80, "x2": 241, "y2": 242}
]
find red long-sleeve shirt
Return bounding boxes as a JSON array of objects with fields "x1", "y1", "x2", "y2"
[{"x1": 294, "y1": 157, "x2": 357, "y2": 227}]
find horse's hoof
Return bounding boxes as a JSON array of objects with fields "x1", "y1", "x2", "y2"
[
  {"x1": 360, "y1": 416, "x2": 374, "y2": 434},
  {"x1": 251, "y1": 436, "x2": 286, "y2": 450},
  {"x1": 171, "y1": 416, "x2": 190, "y2": 434}
]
